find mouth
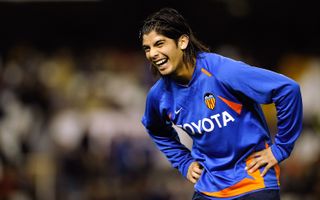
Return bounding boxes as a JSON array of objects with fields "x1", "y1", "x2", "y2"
[{"x1": 154, "y1": 58, "x2": 168, "y2": 67}]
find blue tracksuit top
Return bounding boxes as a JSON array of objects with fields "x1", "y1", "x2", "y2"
[{"x1": 141, "y1": 52, "x2": 303, "y2": 199}]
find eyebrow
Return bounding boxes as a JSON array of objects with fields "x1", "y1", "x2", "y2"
[
  {"x1": 154, "y1": 39, "x2": 165, "y2": 44},
  {"x1": 142, "y1": 38, "x2": 165, "y2": 48}
]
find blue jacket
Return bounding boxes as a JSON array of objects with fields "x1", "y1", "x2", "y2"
[{"x1": 141, "y1": 52, "x2": 303, "y2": 199}]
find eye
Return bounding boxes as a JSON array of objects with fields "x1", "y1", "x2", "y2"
[
  {"x1": 155, "y1": 41, "x2": 164, "y2": 47},
  {"x1": 142, "y1": 46, "x2": 150, "y2": 53}
]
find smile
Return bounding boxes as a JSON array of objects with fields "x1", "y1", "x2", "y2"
[{"x1": 155, "y1": 58, "x2": 168, "y2": 66}]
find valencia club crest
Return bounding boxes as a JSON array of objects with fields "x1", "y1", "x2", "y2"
[{"x1": 204, "y1": 93, "x2": 216, "y2": 110}]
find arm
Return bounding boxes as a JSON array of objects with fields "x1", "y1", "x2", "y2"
[
  {"x1": 146, "y1": 127, "x2": 195, "y2": 177},
  {"x1": 141, "y1": 89, "x2": 194, "y2": 178},
  {"x1": 218, "y1": 58, "x2": 303, "y2": 163},
  {"x1": 246, "y1": 79, "x2": 302, "y2": 176}
]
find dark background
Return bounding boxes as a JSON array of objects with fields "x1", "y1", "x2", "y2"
[
  {"x1": 0, "y1": 1, "x2": 319, "y2": 200},
  {"x1": 1, "y1": 0, "x2": 320, "y2": 66}
]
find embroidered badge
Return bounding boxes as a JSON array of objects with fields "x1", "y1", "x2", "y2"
[{"x1": 204, "y1": 93, "x2": 216, "y2": 110}]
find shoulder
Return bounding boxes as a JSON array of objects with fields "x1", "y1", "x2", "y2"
[
  {"x1": 198, "y1": 52, "x2": 245, "y2": 67},
  {"x1": 197, "y1": 52, "x2": 249, "y2": 78}
]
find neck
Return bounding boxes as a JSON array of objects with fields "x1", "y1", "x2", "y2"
[{"x1": 171, "y1": 61, "x2": 195, "y2": 85}]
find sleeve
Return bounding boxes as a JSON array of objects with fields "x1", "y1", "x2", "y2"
[
  {"x1": 218, "y1": 58, "x2": 303, "y2": 163},
  {"x1": 141, "y1": 90, "x2": 194, "y2": 177}
]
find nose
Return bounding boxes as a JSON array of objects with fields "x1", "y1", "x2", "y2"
[{"x1": 149, "y1": 47, "x2": 159, "y2": 60}]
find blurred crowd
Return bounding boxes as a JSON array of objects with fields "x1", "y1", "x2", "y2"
[{"x1": 0, "y1": 44, "x2": 319, "y2": 200}]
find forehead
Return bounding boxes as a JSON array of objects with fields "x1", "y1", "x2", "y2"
[{"x1": 142, "y1": 31, "x2": 167, "y2": 45}]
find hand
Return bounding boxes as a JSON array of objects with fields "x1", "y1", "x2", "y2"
[
  {"x1": 245, "y1": 147, "x2": 278, "y2": 177},
  {"x1": 187, "y1": 162, "x2": 203, "y2": 184}
]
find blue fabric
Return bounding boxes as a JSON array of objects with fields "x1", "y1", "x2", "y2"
[{"x1": 141, "y1": 52, "x2": 302, "y2": 197}]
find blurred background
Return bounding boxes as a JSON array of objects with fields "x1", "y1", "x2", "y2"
[{"x1": 0, "y1": 0, "x2": 319, "y2": 200}]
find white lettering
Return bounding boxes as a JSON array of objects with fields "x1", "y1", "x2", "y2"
[
  {"x1": 183, "y1": 123, "x2": 195, "y2": 135},
  {"x1": 177, "y1": 111, "x2": 235, "y2": 135},
  {"x1": 191, "y1": 120, "x2": 202, "y2": 134},
  {"x1": 202, "y1": 118, "x2": 214, "y2": 132},
  {"x1": 210, "y1": 114, "x2": 222, "y2": 128},
  {"x1": 222, "y1": 111, "x2": 235, "y2": 126}
]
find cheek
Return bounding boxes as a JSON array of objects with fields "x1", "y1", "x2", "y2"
[
  {"x1": 145, "y1": 53, "x2": 151, "y2": 60},
  {"x1": 170, "y1": 49, "x2": 183, "y2": 62}
]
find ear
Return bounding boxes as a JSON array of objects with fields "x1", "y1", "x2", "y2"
[{"x1": 178, "y1": 34, "x2": 189, "y2": 50}]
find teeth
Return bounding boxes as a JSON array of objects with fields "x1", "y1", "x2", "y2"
[{"x1": 155, "y1": 59, "x2": 167, "y2": 65}]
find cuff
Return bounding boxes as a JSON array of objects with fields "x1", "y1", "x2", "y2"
[{"x1": 270, "y1": 144, "x2": 288, "y2": 163}]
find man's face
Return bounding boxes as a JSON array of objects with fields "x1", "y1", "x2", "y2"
[{"x1": 142, "y1": 31, "x2": 185, "y2": 76}]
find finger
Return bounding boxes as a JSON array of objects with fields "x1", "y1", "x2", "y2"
[
  {"x1": 260, "y1": 164, "x2": 271, "y2": 177},
  {"x1": 192, "y1": 171, "x2": 201, "y2": 179},
  {"x1": 193, "y1": 166, "x2": 203, "y2": 174},
  {"x1": 248, "y1": 159, "x2": 261, "y2": 173},
  {"x1": 189, "y1": 178, "x2": 196, "y2": 184},
  {"x1": 245, "y1": 159, "x2": 258, "y2": 170},
  {"x1": 248, "y1": 163, "x2": 261, "y2": 173},
  {"x1": 249, "y1": 157, "x2": 268, "y2": 173},
  {"x1": 188, "y1": 175, "x2": 197, "y2": 184}
]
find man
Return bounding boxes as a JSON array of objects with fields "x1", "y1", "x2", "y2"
[{"x1": 140, "y1": 8, "x2": 303, "y2": 200}]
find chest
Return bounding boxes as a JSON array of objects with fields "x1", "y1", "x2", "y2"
[{"x1": 164, "y1": 75, "x2": 242, "y2": 135}]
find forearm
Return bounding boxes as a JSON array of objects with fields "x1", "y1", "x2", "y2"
[
  {"x1": 271, "y1": 81, "x2": 303, "y2": 162},
  {"x1": 147, "y1": 130, "x2": 194, "y2": 177}
]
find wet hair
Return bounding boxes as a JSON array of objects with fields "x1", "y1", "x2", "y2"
[{"x1": 139, "y1": 8, "x2": 210, "y2": 76}]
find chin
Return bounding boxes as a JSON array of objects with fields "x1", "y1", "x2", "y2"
[
  {"x1": 159, "y1": 69, "x2": 172, "y2": 76},
  {"x1": 157, "y1": 67, "x2": 168, "y2": 75}
]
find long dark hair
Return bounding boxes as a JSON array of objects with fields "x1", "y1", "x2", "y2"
[{"x1": 139, "y1": 8, "x2": 210, "y2": 76}]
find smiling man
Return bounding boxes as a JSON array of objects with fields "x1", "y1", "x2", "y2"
[
  {"x1": 140, "y1": 8, "x2": 303, "y2": 200},
  {"x1": 142, "y1": 30, "x2": 191, "y2": 77}
]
